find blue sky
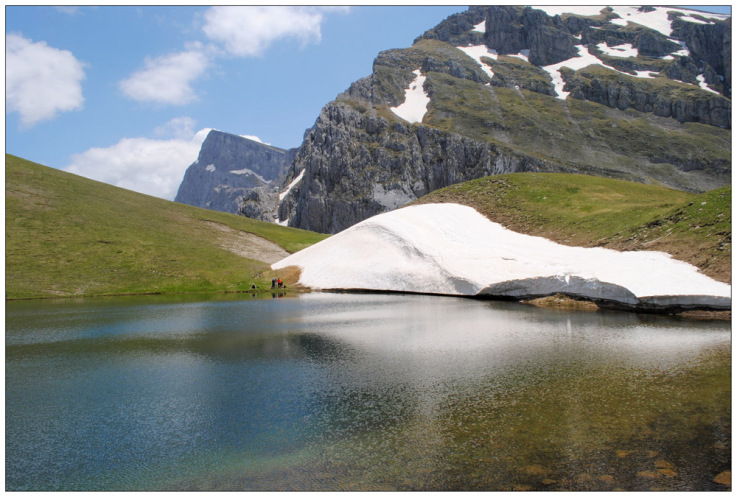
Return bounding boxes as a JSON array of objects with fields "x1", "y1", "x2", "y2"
[
  {"x1": 5, "y1": 5, "x2": 731, "y2": 200},
  {"x1": 5, "y1": 5, "x2": 464, "y2": 199}
]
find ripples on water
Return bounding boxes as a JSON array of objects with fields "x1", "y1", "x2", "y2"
[{"x1": 5, "y1": 292, "x2": 731, "y2": 491}]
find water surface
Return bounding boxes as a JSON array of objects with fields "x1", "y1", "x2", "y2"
[{"x1": 6, "y1": 292, "x2": 731, "y2": 490}]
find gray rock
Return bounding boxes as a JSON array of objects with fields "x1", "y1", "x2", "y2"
[
  {"x1": 175, "y1": 130, "x2": 295, "y2": 220},
  {"x1": 277, "y1": 102, "x2": 569, "y2": 234}
]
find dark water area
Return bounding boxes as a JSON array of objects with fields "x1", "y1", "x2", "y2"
[{"x1": 5, "y1": 292, "x2": 731, "y2": 491}]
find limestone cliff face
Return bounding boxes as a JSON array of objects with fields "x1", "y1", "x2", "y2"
[
  {"x1": 174, "y1": 130, "x2": 295, "y2": 221},
  {"x1": 277, "y1": 101, "x2": 572, "y2": 234}
]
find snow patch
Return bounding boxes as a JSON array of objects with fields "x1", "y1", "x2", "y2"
[
  {"x1": 205, "y1": 164, "x2": 216, "y2": 172},
  {"x1": 597, "y1": 42, "x2": 638, "y2": 58},
  {"x1": 230, "y1": 168, "x2": 270, "y2": 183},
  {"x1": 532, "y1": 6, "x2": 610, "y2": 17},
  {"x1": 543, "y1": 45, "x2": 655, "y2": 99},
  {"x1": 457, "y1": 45, "x2": 497, "y2": 79},
  {"x1": 696, "y1": 74, "x2": 719, "y2": 94},
  {"x1": 272, "y1": 203, "x2": 730, "y2": 311},
  {"x1": 533, "y1": 6, "x2": 729, "y2": 38},
  {"x1": 390, "y1": 69, "x2": 430, "y2": 124},
  {"x1": 278, "y1": 168, "x2": 305, "y2": 202},
  {"x1": 472, "y1": 20, "x2": 486, "y2": 33}
]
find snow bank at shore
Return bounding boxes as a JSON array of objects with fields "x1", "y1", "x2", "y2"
[{"x1": 272, "y1": 204, "x2": 731, "y2": 311}]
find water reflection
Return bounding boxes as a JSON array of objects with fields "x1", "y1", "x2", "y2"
[{"x1": 6, "y1": 293, "x2": 730, "y2": 491}]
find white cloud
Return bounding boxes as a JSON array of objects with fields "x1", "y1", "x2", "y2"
[
  {"x1": 6, "y1": 33, "x2": 85, "y2": 128},
  {"x1": 65, "y1": 122, "x2": 211, "y2": 200},
  {"x1": 119, "y1": 46, "x2": 209, "y2": 105},
  {"x1": 202, "y1": 6, "x2": 346, "y2": 57},
  {"x1": 240, "y1": 134, "x2": 269, "y2": 145},
  {"x1": 154, "y1": 116, "x2": 198, "y2": 140}
]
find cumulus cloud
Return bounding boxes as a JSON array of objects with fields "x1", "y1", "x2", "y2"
[
  {"x1": 202, "y1": 6, "x2": 347, "y2": 57},
  {"x1": 240, "y1": 134, "x2": 268, "y2": 145},
  {"x1": 154, "y1": 116, "x2": 198, "y2": 140},
  {"x1": 6, "y1": 33, "x2": 85, "y2": 128},
  {"x1": 65, "y1": 120, "x2": 211, "y2": 200},
  {"x1": 119, "y1": 45, "x2": 209, "y2": 105}
]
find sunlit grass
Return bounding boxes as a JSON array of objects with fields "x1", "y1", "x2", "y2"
[{"x1": 6, "y1": 154, "x2": 328, "y2": 299}]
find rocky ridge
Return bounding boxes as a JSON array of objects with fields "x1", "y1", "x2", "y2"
[
  {"x1": 175, "y1": 130, "x2": 295, "y2": 221},
  {"x1": 275, "y1": 6, "x2": 730, "y2": 234}
]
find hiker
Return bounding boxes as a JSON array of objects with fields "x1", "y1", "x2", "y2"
[
  {"x1": 271, "y1": 277, "x2": 277, "y2": 289},
  {"x1": 277, "y1": 278, "x2": 283, "y2": 288}
]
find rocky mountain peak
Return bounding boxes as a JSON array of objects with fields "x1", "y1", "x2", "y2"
[{"x1": 174, "y1": 130, "x2": 295, "y2": 221}]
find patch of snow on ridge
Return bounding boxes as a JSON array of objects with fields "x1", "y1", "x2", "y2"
[
  {"x1": 697, "y1": 74, "x2": 719, "y2": 94},
  {"x1": 597, "y1": 43, "x2": 638, "y2": 58},
  {"x1": 606, "y1": 6, "x2": 728, "y2": 37},
  {"x1": 457, "y1": 45, "x2": 497, "y2": 79},
  {"x1": 532, "y1": 6, "x2": 610, "y2": 17},
  {"x1": 390, "y1": 69, "x2": 430, "y2": 124},
  {"x1": 278, "y1": 168, "x2": 305, "y2": 202},
  {"x1": 230, "y1": 168, "x2": 270, "y2": 184},
  {"x1": 543, "y1": 45, "x2": 655, "y2": 99},
  {"x1": 472, "y1": 20, "x2": 486, "y2": 33},
  {"x1": 533, "y1": 6, "x2": 728, "y2": 38},
  {"x1": 272, "y1": 203, "x2": 730, "y2": 310},
  {"x1": 205, "y1": 164, "x2": 216, "y2": 172}
]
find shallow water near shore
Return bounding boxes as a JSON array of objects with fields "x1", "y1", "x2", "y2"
[{"x1": 6, "y1": 292, "x2": 731, "y2": 491}]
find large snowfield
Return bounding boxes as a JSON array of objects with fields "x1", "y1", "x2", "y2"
[{"x1": 272, "y1": 204, "x2": 731, "y2": 311}]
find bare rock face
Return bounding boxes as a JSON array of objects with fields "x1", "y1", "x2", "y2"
[
  {"x1": 174, "y1": 130, "x2": 295, "y2": 220},
  {"x1": 277, "y1": 102, "x2": 570, "y2": 234}
]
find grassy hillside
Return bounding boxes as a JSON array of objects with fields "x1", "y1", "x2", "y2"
[
  {"x1": 415, "y1": 173, "x2": 731, "y2": 283},
  {"x1": 368, "y1": 38, "x2": 731, "y2": 194},
  {"x1": 6, "y1": 154, "x2": 328, "y2": 299}
]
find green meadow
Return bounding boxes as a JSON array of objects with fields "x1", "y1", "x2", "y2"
[{"x1": 6, "y1": 154, "x2": 328, "y2": 299}]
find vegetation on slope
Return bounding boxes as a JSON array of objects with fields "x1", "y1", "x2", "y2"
[
  {"x1": 415, "y1": 172, "x2": 730, "y2": 283},
  {"x1": 365, "y1": 36, "x2": 731, "y2": 193},
  {"x1": 423, "y1": 71, "x2": 730, "y2": 192},
  {"x1": 6, "y1": 154, "x2": 328, "y2": 299}
]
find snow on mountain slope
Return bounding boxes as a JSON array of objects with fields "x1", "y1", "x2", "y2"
[
  {"x1": 456, "y1": 45, "x2": 497, "y2": 78},
  {"x1": 390, "y1": 69, "x2": 431, "y2": 124},
  {"x1": 532, "y1": 6, "x2": 729, "y2": 36},
  {"x1": 455, "y1": 6, "x2": 728, "y2": 99},
  {"x1": 272, "y1": 203, "x2": 731, "y2": 311}
]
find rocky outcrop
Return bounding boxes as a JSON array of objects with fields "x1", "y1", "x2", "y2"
[
  {"x1": 563, "y1": 66, "x2": 732, "y2": 128},
  {"x1": 482, "y1": 6, "x2": 580, "y2": 66},
  {"x1": 671, "y1": 15, "x2": 731, "y2": 98},
  {"x1": 175, "y1": 130, "x2": 295, "y2": 220},
  {"x1": 277, "y1": 101, "x2": 572, "y2": 234},
  {"x1": 418, "y1": 6, "x2": 731, "y2": 115},
  {"x1": 415, "y1": 6, "x2": 487, "y2": 46}
]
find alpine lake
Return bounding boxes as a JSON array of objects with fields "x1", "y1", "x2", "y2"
[{"x1": 6, "y1": 291, "x2": 731, "y2": 491}]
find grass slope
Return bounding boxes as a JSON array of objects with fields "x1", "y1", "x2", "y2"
[
  {"x1": 6, "y1": 154, "x2": 328, "y2": 299},
  {"x1": 415, "y1": 172, "x2": 730, "y2": 283}
]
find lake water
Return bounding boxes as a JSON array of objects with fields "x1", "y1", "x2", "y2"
[{"x1": 5, "y1": 292, "x2": 731, "y2": 491}]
